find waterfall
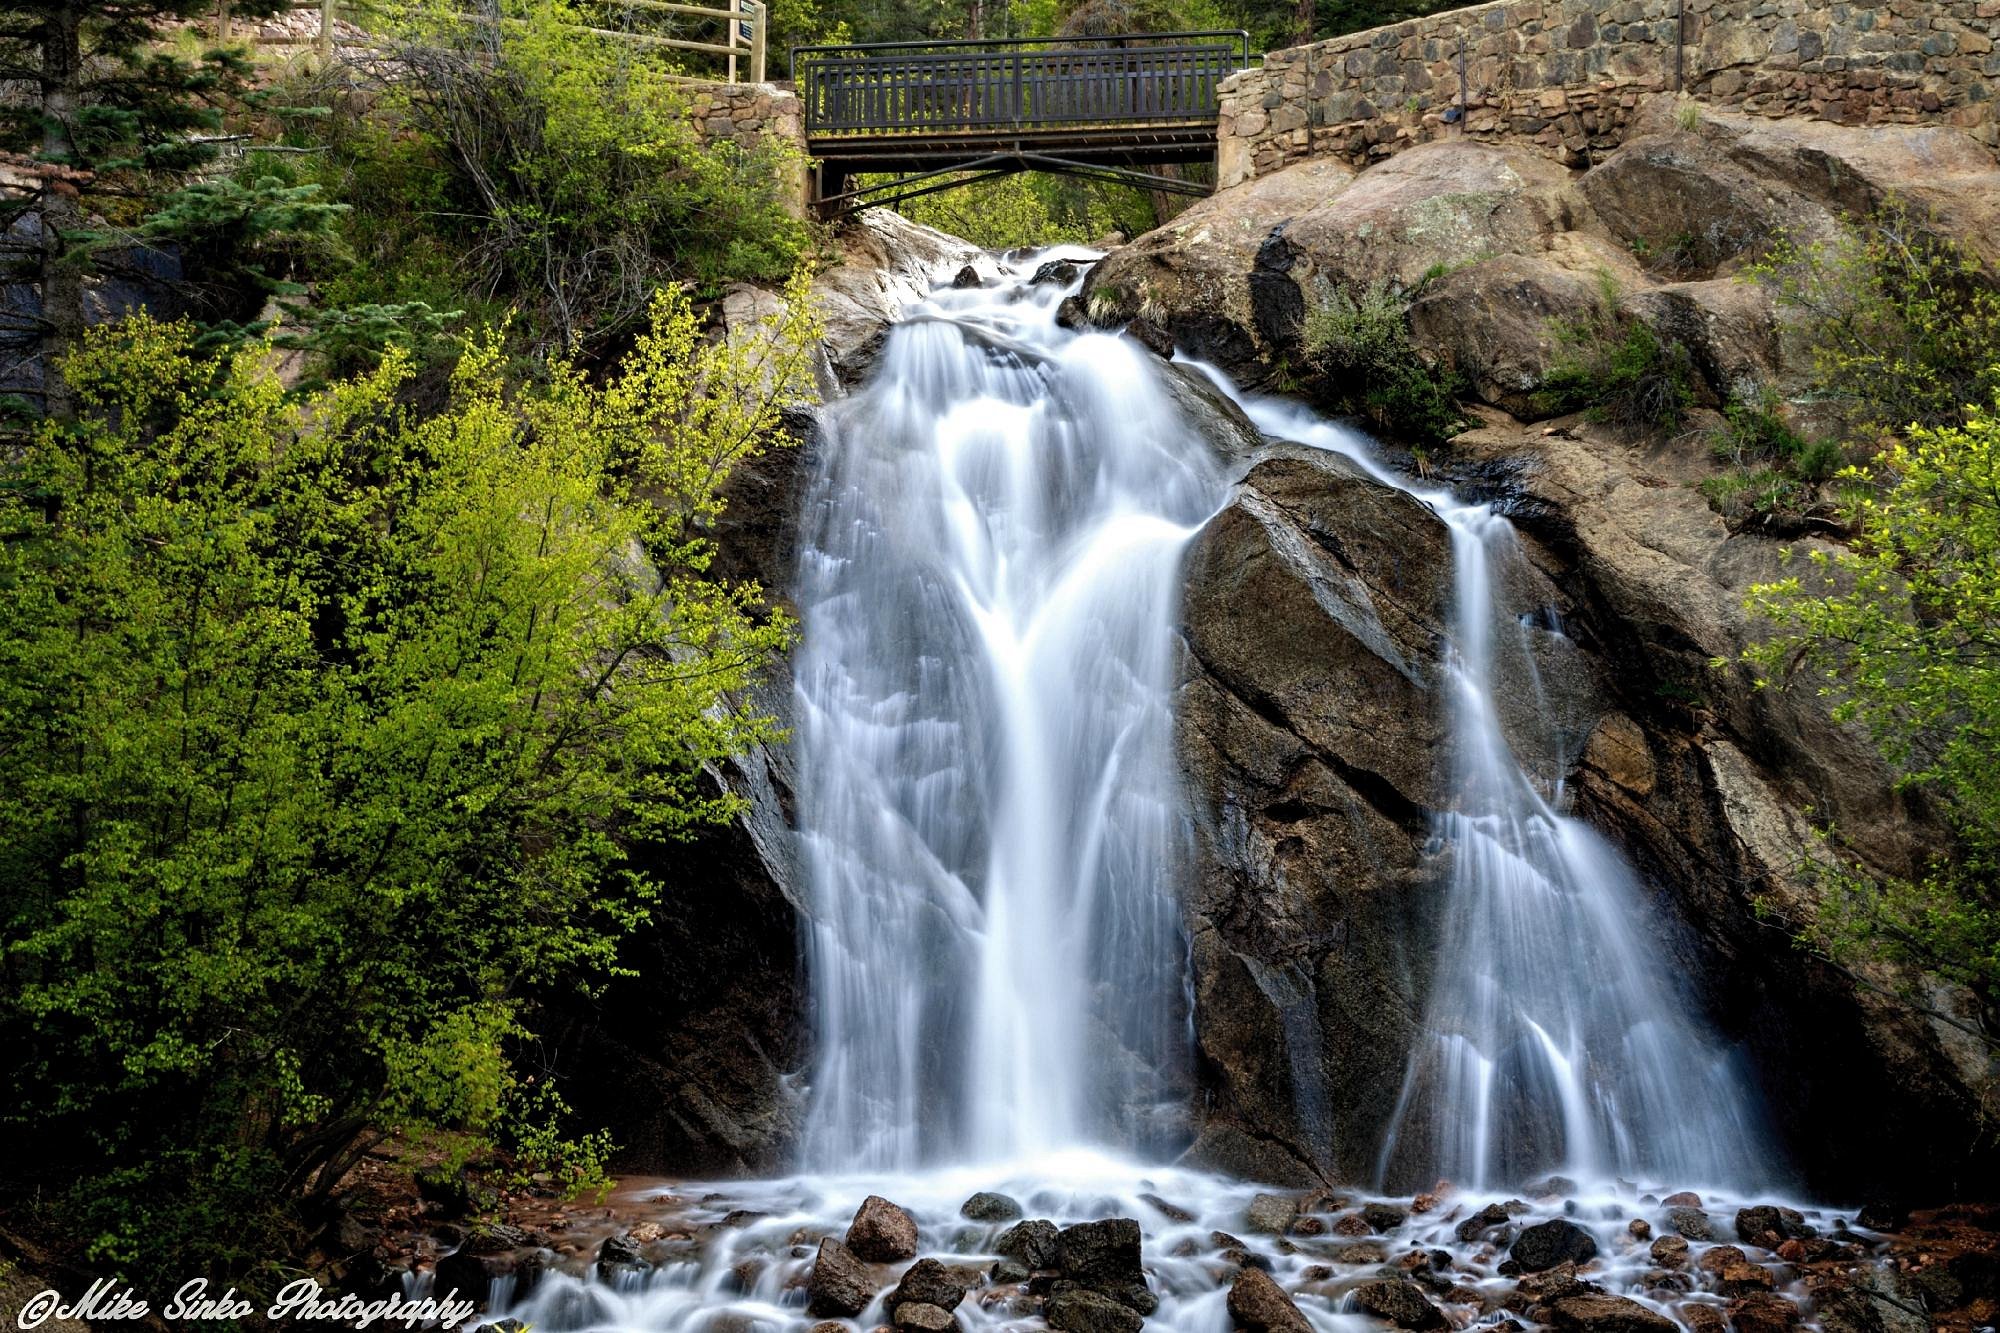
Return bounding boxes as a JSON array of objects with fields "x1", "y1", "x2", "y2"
[
  {"x1": 1188, "y1": 376, "x2": 1777, "y2": 1193},
  {"x1": 794, "y1": 255, "x2": 1227, "y2": 1171}
]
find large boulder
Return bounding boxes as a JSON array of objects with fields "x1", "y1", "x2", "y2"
[
  {"x1": 1511, "y1": 1219, "x2": 1600, "y2": 1273},
  {"x1": 1226, "y1": 1266, "x2": 1314, "y2": 1333},
  {"x1": 1351, "y1": 1279, "x2": 1449, "y2": 1331},
  {"x1": 847, "y1": 1196, "x2": 920, "y2": 1262},
  {"x1": 807, "y1": 1238, "x2": 877, "y2": 1317},
  {"x1": 887, "y1": 1259, "x2": 974, "y2": 1314},
  {"x1": 1545, "y1": 1292, "x2": 1679, "y2": 1333}
]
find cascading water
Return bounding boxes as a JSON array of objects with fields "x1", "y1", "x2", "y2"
[
  {"x1": 794, "y1": 255, "x2": 1226, "y2": 1170},
  {"x1": 1184, "y1": 376, "x2": 1776, "y2": 1193},
  {"x1": 480, "y1": 249, "x2": 1838, "y2": 1333}
]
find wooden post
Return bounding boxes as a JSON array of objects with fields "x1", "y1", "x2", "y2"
[
  {"x1": 748, "y1": 0, "x2": 766, "y2": 84},
  {"x1": 213, "y1": 0, "x2": 232, "y2": 42},
  {"x1": 318, "y1": 0, "x2": 334, "y2": 60},
  {"x1": 727, "y1": 0, "x2": 738, "y2": 83}
]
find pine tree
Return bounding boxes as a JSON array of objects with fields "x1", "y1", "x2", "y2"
[{"x1": 1, "y1": 0, "x2": 291, "y2": 418}]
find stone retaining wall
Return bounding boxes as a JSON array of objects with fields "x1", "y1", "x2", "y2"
[
  {"x1": 1218, "y1": 0, "x2": 1997, "y2": 185},
  {"x1": 686, "y1": 80, "x2": 811, "y2": 218}
]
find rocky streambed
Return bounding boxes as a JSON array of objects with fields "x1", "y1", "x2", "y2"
[{"x1": 334, "y1": 1162, "x2": 1996, "y2": 1333}]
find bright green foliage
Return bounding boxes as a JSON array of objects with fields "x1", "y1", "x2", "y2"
[
  {"x1": 1301, "y1": 277, "x2": 1467, "y2": 447},
  {"x1": 0, "y1": 269, "x2": 821, "y2": 1285},
  {"x1": 1750, "y1": 200, "x2": 2000, "y2": 437},
  {"x1": 1740, "y1": 399, "x2": 2000, "y2": 1000},
  {"x1": 1534, "y1": 275, "x2": 1695, "y2": 433},
  {"x1": 882, "y1": 171, "x2": 1155, "y2": 248}
]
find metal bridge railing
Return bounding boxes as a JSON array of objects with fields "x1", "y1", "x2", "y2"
[{"x1": 795, "y1": 32, "x2": 1251, "y2": 137}]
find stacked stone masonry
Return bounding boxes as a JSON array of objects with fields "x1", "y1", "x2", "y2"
[
  {"x1": 686, "y1": 81, "x2": 811, "y2": 217},
  {"x1": 1218, "y1": 0, "x2": 1997, "y2": 184}
]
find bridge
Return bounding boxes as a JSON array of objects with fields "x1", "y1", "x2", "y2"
[{"x1": 795, "y1": 32, "x2": 1252, "y2": 216}]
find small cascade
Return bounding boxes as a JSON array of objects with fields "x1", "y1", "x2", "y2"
[
  {"x1": 1183, "y1": 375, "x2": 1776, "y2": 1193},
  {"x1": 792, "y1": 254, "x2": 1227, "y2": 1171}
]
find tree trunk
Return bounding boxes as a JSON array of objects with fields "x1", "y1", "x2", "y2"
[
  {"x1": 1292, "y1": 0, "x2": 1316, "y2": 46},
  {"x1": 39, "y1": 0, "x2": 87, "y2": 421}
]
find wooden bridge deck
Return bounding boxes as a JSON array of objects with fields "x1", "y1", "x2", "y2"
[{"x1": 795, "y1": 33, "x2": 1251, "y2": 212}]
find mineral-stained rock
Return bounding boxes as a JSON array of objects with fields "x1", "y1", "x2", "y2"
[
  {"x1": 1245, "y1": 1194, "x2": 1300, "y2": 1235},
  {"x1": 1734, "y1": 1206, "x2": 1813, "y2": 1248},
  {"x1": 1510, "y1": 1219, "x2": 1599, "y2": 1273},
  {"x1": 1697, "y1": 1245, "x2": 1775, "y2": 1297},
  {"x1": 807, "y1": 1238, "x2": 876, "y2": 1318},
  {"x1": 1362, "y1": 1202, "x2": 1411, "y2": 1232},
  {"x1": 1666, "y1": 1208, "x2": 1713, "y2": 1241},
  {"x1": 1649, "y1": 1235, "x2": 1689, "y2": 1269},
  {"x1": 1725, "y1": 1292, "x2": 1802, "y2": 1333},
  {"x1": 892, "y1": 1301, "x2": 957, "y2": 1333},
  {"x1": 1545, "y1": 1291, "x2": 1679, "y2": 1333},
  {"x1": 1226, "y1": 1266, "x2": 1314, "y2": 1333},
  {"x1": 960, "y1": 1192, "x2": 1022, "y2": 1223},
  {"x1": 1352, "y1": 1279, "x2": 1449, "y2": 1331},
  {"x1": 847, "y1": 1197, "x2": 919, "y2": 1263}
]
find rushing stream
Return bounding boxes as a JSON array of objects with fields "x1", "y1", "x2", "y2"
[{"x1": 484, "y1": 248, "x2": 1839, "y2": 1333}]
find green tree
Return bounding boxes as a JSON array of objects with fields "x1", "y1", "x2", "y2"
[
  {"x1": 1739, "y1": 397, "x2": 2000, "y2": 1012},
  {"x1": 0, "y1": 268, "x2": 821, "y2": 1284},
  {"x1": 0, "y1": 0, "x2": 342, "y2": 418}
]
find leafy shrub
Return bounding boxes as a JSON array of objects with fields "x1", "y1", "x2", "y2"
[
  {"x1": 1300, "y1": 278, "x2": 1468, "y2": 447},
  {"x1": 0, "y1": 271, "x2": 821, "y2": 1288},
  {"x1": 1750, "y1": 199, "x2": 2000, "y2": 436},
  {"x1": 1738, "y1": 397, "x2": 2000, "y2": 999},
  {"x1": 1533, "y1": 275, "x2": 1695, "y2": 432}
]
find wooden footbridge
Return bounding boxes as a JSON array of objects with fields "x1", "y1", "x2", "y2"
[{"x1": 795, "y1": 32, "x2": 1252, "y2": 216}]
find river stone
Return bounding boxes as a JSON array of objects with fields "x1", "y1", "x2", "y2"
[
  {"x1": 847, "y1": 1196, "x2": 919, "y2": 1262},
  {"x1": 1667, "y1": 1207, "x2": 1713, "y2": 1241},
  {"x1": 889, "y1": 1259, "x2": 975, "y2": 1314},
  {"x1": 995, "y1": 1219, "x2": 1059, "y2": 1270},
  {"x1": 1361, "y1": 1202, "x2": 1410, "y2": 1232},
  {"x1": 960, "y1": 1192, "x2": 1022, "y2": 1222},
  {"x1": 892, "y1": 1302, "x2": 957, "y2": 1333},
  {"x1": 1650, "y1": 1235, "x2": 1689, "y2": 1267},
  {"x1": 807, "y1": 1238, "x2": 876, "y2": 1317},
  {"x1": 1734, "y1": 1206, "x2": 1813, "y2": 1247},
  {"x1": 1546, "y1": 1291, "x2": 1679, "y2": 1333},
  {"x1": 1046, "y1": 1285, "x2": 1143, "y2": 1333},
  {"x1": 950, "y1": 265, "x2": 981, "y2": 289},
  {"x1": 1055, "y1": 1218, "x2": 1144, "y2": 1288},
  {"x1": 1510, "y1": 1219, "x2": 1599, "y2": 1272},
  {"x1": 1456, "y1": 1202, "x2": 1513, "y2": 1242},
  {"x1": 1226, "y1": 1266, "x2": 1313, "y2": 1333},
  {"x1": 1352, "y1": 1279, "x2": 1448, "y2": 1331},
  {"x1": 1725, "y1": 1293, "x2": 1802, "y2": 1333},
  {"x1": 1245, "y1": 1193, "x2": 1300, "y2": 1235},
  {"x1": 1678, "y1": 1306, "x2": 1727, "y2": 1333}
]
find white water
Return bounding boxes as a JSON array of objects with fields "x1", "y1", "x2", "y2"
[
  {"x1": 1179, "y1": 372, "x2": 1776, "y2": 1194},
  {"x1": 475, "y1": 249, "x2": 1829, "y2": 1333},
  {"x1": 792, "y1": 253, "x2": 1225, "y2": 1170}
]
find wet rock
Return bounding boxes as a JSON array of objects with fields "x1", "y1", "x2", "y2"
[
  {"x1": 1661, "y1": 1192, "x2": 1704, "y2": 1208},
  {"x1": 989, "y1": 1258, "x2": 1030, "y2": 1284},
  {"x1": 1649, "y1": 1235, "x2": 1689, "y2": 1268},
  {"x1": 1725, "y1": 1292, "x2": 1802, "y2": 1333},
  {"x1": 950, "y1": 265, "x2": 982, "y2": 289},
  {"x1": 1666, "y1": 1207, "x2": 1713, "y2": 1241},
  {"x1": 1046, "y1": 1285, "x2": 1143, "y2": 1333},
  {"x1": 1245, "y1": 1193, "x2": 1300, "y2": 1235},
  {"x1": 1333, "y1": 1214, "x2": 1374, "y2": 1236},
  {"x1": 1853, "y1": 1202, "x2": 1907, "y2": 1232},
  {"x1": 1362, "y1": 1202, "x2": 1410, "y2": 1232},
  {"x1": 1055, "y1": 1219, "x2": 1144, "y2": 1290},
  {"x1": 1030, "y1": 259, "x2": 1086, "y2": 287},
  {"x1": 1545, "y1": 1291, "x2": 1679, "y2": 1333},
  {"x1": 438, "y1": 1244, "x2": 546, "y2": 1306},
  {"x1": 1511, "y1": 1263, "x2": 1590, "y2": 1306},
  {"x1": 995, "y1": 1219, "x2": 1059, "y2": 1270},
  {"x1": 1676, "y1": 1305, "x2": 1726, "y2": 1333},
  {"x1": 1226, "y1": 1266, "x2": 1314, "y2": 1333},
  {"x1": 1626, "y1": 1219, "x2": 1652, "y2": 1241},
  {"x1": 1697, "y1": 1245, "x2": 1774, "y2": 1297},
  {"x1": 1330, "y1": 1241, "x2": 1390, "y2": 1265},
  {"x1": 810, "y1": 1323, "x2": 850, "y2": 1333},
  {"x1": 808, "y1": 1238, "x2": 877, "y2": 1318},
  {"x1": 1510, "y1": 1219, "x2": 1599, "y2": 1273},
  {"x1": 1353, "y1": 1279, "x2": 1450, "y2": 1331},
  {"x1": 892, "y1": 1301, "x2": 957, "y2": 1333},
  {"x1": 888, "y1": 1259, "x2": 973, "y2": 1314},
  {"x1": 848, "y1": 1197, "x2": 919, "y2": 1262},
  {"x1": 960, "y1": 1193, "x2": 1021, "y2": 1222},
  {"x1": 1456, "y1": 1203, "x2": 1513, "y2": 1242},
  {"x1": 1138, "y1": 1193, "x2": 1195, "y2": 1223},
  {"x1": 1734, "y1": 1206, "x2": 1814, "y2": 1248},
  {"x1": 1529, "y1": 1177, "x2": 1581, "y2": 1198}
]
